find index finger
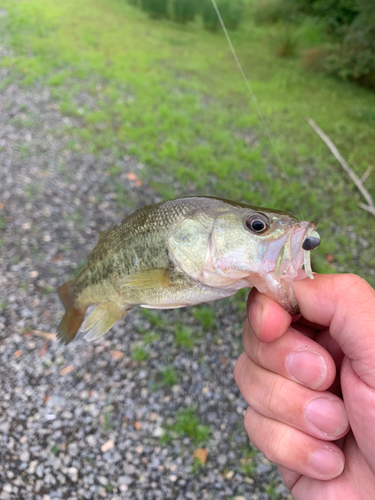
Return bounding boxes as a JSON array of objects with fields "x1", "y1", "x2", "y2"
[{"x1": 293, "y1": 273, "x2": 375, "y2": 386}]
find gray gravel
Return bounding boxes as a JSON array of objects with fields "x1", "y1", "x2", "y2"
[{"x1": 0, "y1": 14, "x2": 293, "y2": 500}]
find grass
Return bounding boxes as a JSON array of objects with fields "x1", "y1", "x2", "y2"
[
  {"x1": 174, "y1": 324, "x2": 195, "y2": 349},
  {"x1": 159, "y1": 365, "x2": 179, "y2": 387},
  {"x1": 192, "y1": 305, "x2": 216, "y2": 330},
  {"x1": 0, "y1": 0, "x2": 374, "y2": 283},
  {"x1": 238, "y1": 444, "x2": 259, "y2": 477},
  {"x1": 132, "y1": 344, "x2": 149, "y2": 362},
  {"x1": 161, "y1": 407, "x2": 210, "y2": 445}
]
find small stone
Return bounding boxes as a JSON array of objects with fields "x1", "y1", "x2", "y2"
[
  {"x1": 2, "y1": 486, "x2": 12, "y2": 494},
  {"x1": 36, "y1": 464, "x2": 44, "y2": 478},
  {"x1": 86, "y1": 435, "x2": 96, "y2": 446},
  {"x1": 101, "y1": 439, "x2": 115, "y2": 453},
  {"x1": 169, "y1": 475, "x2": 178, "y2": 483},
  {"x1": 98, "y1": 476, "x2": 108, "y2": 486},
  {"x1": 98, "y1": 487, "x2": 107, "y2": 497},
  {"x1": 20, "y1": 451, "x2": 30, "y2": 462},
  {"x1": 123, "y1": 464, "x2": 135, "y2": 475},
  {"x1": 43, "y1": 234, "x2": 51, "y2": 242},
  {"x1": 217, "y1": 454, "x2": 227, "y2": 466},
  {"x1": 68, "y1": 443, "x2": 78, "y2": 457},
  {"x1": 29, "y1": 270, "x2": 38, "y2": 278},
  {"x1": 67, "y1": 467, "x2": 78, "y2": 482},
  {"x1": 118, "y1": 475, "x2": 133, "y2": 486},
  {"x1": 152, "y1": 427, "x2": 164, "y2": 438}
]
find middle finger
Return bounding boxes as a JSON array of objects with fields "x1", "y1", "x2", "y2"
[
  {"x1": 243, "y1": 319, "x2": 337, "y2": 391},
  {"x1": 234, "y1": 352, "x2": 349, "y2": 440}
]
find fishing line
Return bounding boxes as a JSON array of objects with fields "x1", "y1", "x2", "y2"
[{"x1": 210, "y1": 0, "x2": 304, "y2": 219}]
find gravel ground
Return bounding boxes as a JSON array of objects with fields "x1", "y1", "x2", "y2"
[{"x1": 0, "y1": 13, "x2": 294, "y2": 500}]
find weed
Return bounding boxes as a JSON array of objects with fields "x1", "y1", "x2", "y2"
[
  {"x1": 143, "y1": 332, "x2": 160, "y2": 344},
  {"x1": 132, "y1": 345, "x2": 149, "y2": 361},
  {"x1": 239, "y1": 444, "x2": 258, "y2": 477},
  {"x1": 174, "y1": 325, "x2": 194, "y2": 349},
  {"x1": 25, "y1": 183, "x2": 40, "y2": 200},
  {"x1": 275, "y1": 27, "x2": 298, "y2": 57},
  {"x1": 140, "y1": 308, "x2": 166, "y2": 328},
  {"x1": 159, "y1": 365, "x2": 178, "y2": 387},
  {"x1": 11, "y1": 255, "x2": 20, "y2": 264},
  {"x1": 107, "y1": 165, "x2": 122, "y2": 177},
  {"x1": 192, "y1": 305, "x2": 216, "y2": 330},
  {"x1": 169, "y1": 407, "x2": 210, "y2": 444},
  {"x1": 103, "y1": 405, "x2": 113, "y2": 431},
  {"x1": 51, "y1": 444, "x2": 59, "y2": 456}
]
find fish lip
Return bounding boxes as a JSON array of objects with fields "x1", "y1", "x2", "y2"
[{"x1": 274, "y1": 221, "x2": 318, "y2": 281}]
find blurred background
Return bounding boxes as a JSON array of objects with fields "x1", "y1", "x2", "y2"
[{"x1": 0, "y1": 0, "x2": 374, "y2": 499}]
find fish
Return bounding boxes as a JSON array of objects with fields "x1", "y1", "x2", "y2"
[{"x1": 57, "y1": 196, "x2": 320, "y2": 343}]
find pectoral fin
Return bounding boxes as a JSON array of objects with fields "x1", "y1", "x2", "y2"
[
  {"x1": 81, "y1": 304, "x2": 127, "y2": 341},
  {"x1": 119, "y1": 268, "x2": 172, "y2": 290}
]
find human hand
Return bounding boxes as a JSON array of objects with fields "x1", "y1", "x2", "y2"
[{"x1": 234, "y1": 274, "x2": 375, "y2": 498}]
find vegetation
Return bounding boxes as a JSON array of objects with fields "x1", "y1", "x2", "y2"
[
  {"x1": 256, "y1": 0, "x2": 375, "y2": 88},
  {"x1": 0, "y1": 0, "x2": 374, "y2": 285},
  {"x1": 132, "y1": 344, "x2": 149, "y2": 361},
  {"x1": 162, "y1": 407, "x2": 211, "y2": 444}
]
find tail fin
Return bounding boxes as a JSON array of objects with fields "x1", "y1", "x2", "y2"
[{"x1": 57, "y1": 281, "x2": 86, "y2": 344}]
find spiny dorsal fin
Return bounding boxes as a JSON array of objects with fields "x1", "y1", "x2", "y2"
[
  {"x1": 119, "y1": 268, "x2": 172, "y2": 290},
  {"x1": 81, "y1": 304, "x2": 126, "y2": 341}
]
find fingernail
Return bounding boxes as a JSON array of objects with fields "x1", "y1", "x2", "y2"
[
  {"x1": 306, "y1": 398, "x2": 348, "y2": 437},
  {"x1": 285, "y1": 350, "x2": 327, "y2": 389},
  {"x1": 248, "y1": 301, "x2": 263, "y2": 338},
  {"x1": 311, "y1": 448, "x2": 344, "y2": 477}
]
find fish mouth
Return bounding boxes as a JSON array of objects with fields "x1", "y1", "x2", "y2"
[
  {"x1": 263, "y1": 221, "x2": 319, "y2": 314},
  {"x1": 274, "y1": 221, "x2": 319, "y2": 282}
]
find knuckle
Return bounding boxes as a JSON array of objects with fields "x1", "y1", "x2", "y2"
[
  {"x1": 333, "y1": 273, "x2": 370, "y2": 299},
  {"x1": 333, "y1": 274, "x2": 375, "y2": 314}
]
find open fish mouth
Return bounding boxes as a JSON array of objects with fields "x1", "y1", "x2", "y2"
[{"x1": 275, "y1": 221, "x2": 320, "y2": 282}]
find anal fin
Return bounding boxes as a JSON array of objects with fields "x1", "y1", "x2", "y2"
[{"x1": 81, "y1": 304, "x2": 127, "y2": 341}]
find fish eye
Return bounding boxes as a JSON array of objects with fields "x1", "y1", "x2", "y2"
[{"x1": 245, "y1": 214, "x2": 269, "y2": 234}]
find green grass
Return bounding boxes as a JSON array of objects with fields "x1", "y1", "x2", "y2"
[
  {"x1": 174, "y1": 324, "x2": 195, "y2": 349},
  {"x1": 159, "y1": 365, "x2": 179, "y2": 387},
  {"x1": 192, "y1": 305, "x2": 216, "y2": 330},
  {"x1": 132, "y1": 344, "x2": 149, "y2": 362},
  {"x1": 1, "y1": 0, "x2": 374, "y2": 283},
  {"x1": 161, "y1": 407, "x2": 210, "y2": 445},
  {"x1": 238, "y1": 444, "x2": 259, "y2": 477}
]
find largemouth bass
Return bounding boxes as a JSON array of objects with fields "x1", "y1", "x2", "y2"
[{"x1": 57, "y1": 197, "x2": 320, "y2": 343}]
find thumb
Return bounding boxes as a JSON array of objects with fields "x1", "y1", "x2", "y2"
[{"x1": 293, "y1": 274, "x2": 375, "y2": 387}]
